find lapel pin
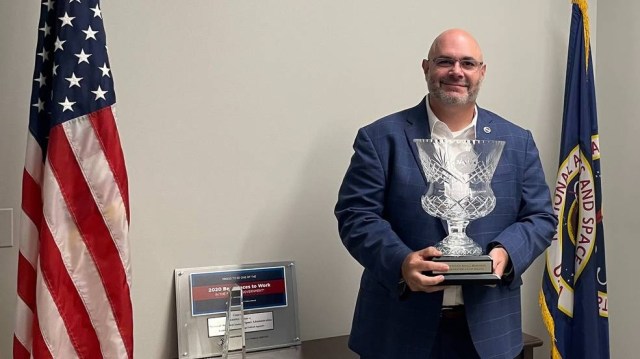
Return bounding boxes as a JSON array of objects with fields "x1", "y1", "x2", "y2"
[{"x1": 483, "y1": 126, "x2": 491, "y2": 134}]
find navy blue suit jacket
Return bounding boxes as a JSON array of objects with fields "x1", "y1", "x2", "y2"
[{"x1": 335, "y1": 97, "x2": 557, "y2": 359}]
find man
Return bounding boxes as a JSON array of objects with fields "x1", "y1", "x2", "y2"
[{"x1": 335, "y1": 29, "x2": 557, "y2": 359}]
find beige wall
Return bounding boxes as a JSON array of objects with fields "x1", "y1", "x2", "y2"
[
  {"x1": 596, "y1": 1, "x2": 640, "y2": 358},
  {"x1": 1, "y1": 1, "x2": 622, "y2": 358}
]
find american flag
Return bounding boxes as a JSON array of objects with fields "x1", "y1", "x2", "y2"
[{"x1": 14, "y1": 0, "x2": 132, "y2": 358}]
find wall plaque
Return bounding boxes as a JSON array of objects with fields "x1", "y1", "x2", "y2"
[{"x1": 175, "y1": 262, "x2": 300, "y2": 358}]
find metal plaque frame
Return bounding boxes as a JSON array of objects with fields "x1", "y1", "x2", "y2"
[{"x1": 175, "y1": 261, "x2": 300, "y2": 359}]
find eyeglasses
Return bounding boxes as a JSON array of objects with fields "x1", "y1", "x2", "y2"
[{"x1": 429, "y1": 57, "x2": 483, "y2": 71}]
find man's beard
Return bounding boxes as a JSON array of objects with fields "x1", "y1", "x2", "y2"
[{"x1": 428, "y1": 78, "x2": 482, "y2": 105}]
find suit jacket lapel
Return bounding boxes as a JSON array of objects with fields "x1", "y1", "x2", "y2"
[
  {"x1": 475, "y1": 108, "x2": 496, "y2": 141},
  {"x1": 404, "y1": 97, "x2": 450, "y2": 233},
  {"x1": 405, "y1": 97, "x2": 431, "y2": 185}
]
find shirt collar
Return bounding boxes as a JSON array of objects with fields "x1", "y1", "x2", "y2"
[{"x1": 426, "y1": 96, "x2": 478, "y2": 140}]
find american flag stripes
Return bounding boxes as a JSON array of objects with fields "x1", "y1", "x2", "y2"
[{"x1": 14, "y1": 0, "x2": 132, "y2": 358}]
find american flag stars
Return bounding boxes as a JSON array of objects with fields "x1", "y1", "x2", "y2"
[
  {"x1": 83, "y1": 25, "x2": 98, "y2": 40},
  {"x1": 58, "y1": 96, "x2": 76, "y2": 112},
  {"x1": 34, "y1": 73, "x2": 47, "y2": 87},
  {"x1": 75, "y1": 49, "x2": 92, "y2": 63},
  {"x1": 99, "y1": 62, "x2": 111, "y2": 77},
  {"x1": 42, "y1": 0, "x2": 54, "y2": 11},
  {"x1": 65, "y1": 72, "x2": 82, "y2": 87},
  {"x1": 91, "y1": 86, "x2": 108, "y2": 100},
  {"x1": 30, "y1": 0, "x2": 115, "y2": 125},
  {"x1": 54, "y1": 36, "x2": 65, "y2": 51},
  {"x1": 39, "y1": 22, "x2": 51, "y2": 36},
  {"x1": 59, "y1": 12, "x2": 75, "y2": 27},
  {"x1": 91, "y1": 4, "x2": 102, "y2": 18}
]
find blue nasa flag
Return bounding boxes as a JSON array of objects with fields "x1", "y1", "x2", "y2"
[{"x1": 540, "y1": 1, "x2": 609, "y2": 358}]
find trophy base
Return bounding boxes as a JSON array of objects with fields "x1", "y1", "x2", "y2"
[
  {"x1": 431, "y1": 255, "x2": 500, "y2": 285},
  {"x1": 440, "y1": 273, "x2": 501, "y2": 285}
]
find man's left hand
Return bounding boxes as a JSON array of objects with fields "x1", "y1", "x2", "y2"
[{"x1": 489, "y1": 246, "x2": 509, "y2": 277}]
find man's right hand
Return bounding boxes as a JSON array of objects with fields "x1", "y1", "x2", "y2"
[{"x1": 401, "y1": 247, "x2": 449, "y2": 293}]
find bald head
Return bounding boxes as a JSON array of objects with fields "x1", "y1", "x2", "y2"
[
  {"x1": 428, "y1": 29, "x2": 483, "y2": 62},
  {"x1": 422, "y1": 28, "x2": 486, "y2": 109}
]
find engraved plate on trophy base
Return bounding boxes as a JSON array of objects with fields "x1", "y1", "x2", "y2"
[
  {"x1": 432, "y1": 255, "x2": 493, "y2": 274},
  {"x1": 430, "y1": 255, "x2": 500, "y2": 285}
]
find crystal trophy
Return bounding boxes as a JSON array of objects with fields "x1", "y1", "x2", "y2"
[
  {"x1": 221, "y1": 286, "x2": 246, "y2": 359},
  {"x1": 414, "y1": 139, "x2": 505, "y2": 284}
]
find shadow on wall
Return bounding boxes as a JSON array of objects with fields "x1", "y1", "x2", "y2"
[{"x1": 166, "y1": 276, "x2": 179, "y2": 358}]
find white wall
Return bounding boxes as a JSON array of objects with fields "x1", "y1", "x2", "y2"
[{"x1": 0, "y1": 1, "x2": 612, "y2": 358}]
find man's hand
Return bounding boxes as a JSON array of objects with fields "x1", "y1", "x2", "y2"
[
  {"x1": 401, "y1": 247, "x2": 449, "y2": 293},
  {"x1": 489, "y1": 246, "x2": 510, "y2": 277}
]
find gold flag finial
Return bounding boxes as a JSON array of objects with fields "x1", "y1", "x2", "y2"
[{"x1": 572, "y1": 0, "x2": 591, "y2": 69}]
